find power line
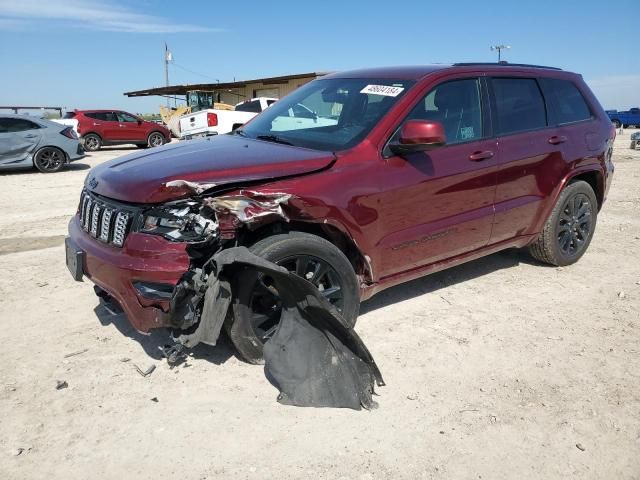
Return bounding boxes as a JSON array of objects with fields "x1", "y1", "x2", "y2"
[{"x1": 172, "y1": 62, "x2": 219, "y2": 83}]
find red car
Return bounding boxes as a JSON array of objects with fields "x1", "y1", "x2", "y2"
[
  {"x1": 66, "y1": 63, "x2": 615, "y2": 363},
  {"x1": 62, "y1": 109, "x2": 171, "y2": 151}
]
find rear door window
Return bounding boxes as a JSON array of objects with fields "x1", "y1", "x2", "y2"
[
  {"x1": 538, "y1": 78, "x2": 592, "y2": 125},
  {"x1": 491, "y1": 78, "x2": 547, "y2": 135},
  {"x1": 0, "y1": 118, "x2": 41, "y2": 132}
]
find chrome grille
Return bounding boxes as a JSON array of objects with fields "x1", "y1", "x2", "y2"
[{"x1": 78, "y1": 190, "x2": 134, "y2": 247}]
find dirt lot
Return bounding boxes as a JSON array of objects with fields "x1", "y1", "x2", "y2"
[{"x1": 1, "y1": 134, "x2": 639, "y2": 480}]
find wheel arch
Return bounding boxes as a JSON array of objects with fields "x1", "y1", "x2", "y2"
[
  {"x1": 241, "y1": 219, "x2": 373, "y2": 285},
  {"x1": 565, "y1": 169, "x2": 604, "y2": 211},
  {"x1": 33, "y1": 145, "x2": 68, "y2": 163}
]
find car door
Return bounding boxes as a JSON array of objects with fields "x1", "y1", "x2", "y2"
[
  {"x1": 0, "y1": 117, "x2": 43, "y2": 166},
  {"x1": 115, "y1": 111, "x2": 146, "y2": 142},
  {"x1": 98, "y1": 112, "x2": 122, "y2": 141},
  {"x1": 488, "y1": 77, "x2": 568, "y2": 243},
  {"x1": 375, "y1": 77, "x2": 498, "y2": 277}
]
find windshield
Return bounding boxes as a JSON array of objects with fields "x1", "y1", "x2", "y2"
[{"x1": 238, "y1": 78, "x2": 414, "y2": 151}]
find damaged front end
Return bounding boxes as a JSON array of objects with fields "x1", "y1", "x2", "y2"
[{"x1": 137, "y1": 187, "x2": 294, "y2": 343}]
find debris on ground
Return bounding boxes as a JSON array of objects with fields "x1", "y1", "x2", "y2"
[
  {"x1": 618, "y1": 290, "x2": 626, "y2": 299},
  {"x1": 159, "y1": 344, "x2": 188, "y2": 367},
  {"x1": 133, "y1": 364, "x2": 156, "y2": 377},
  {"x1": 150, "y1": 397, "x2": 159, "y2": 403},
  {"x1": 11, "y1": 447, "x2": 31, "y2": 456},
  {"x1": 576, "y1": 443, "x2": 586, "y2": 451},
  {"x1": 63, "y1": 348, "x2": 88, "y2": 358},
  {"x1": 119, "y1": 357, "x2": 130, "y2": 363},
  {"x1": 55, "y1": 380, "x2": 68, "y2": 390}
]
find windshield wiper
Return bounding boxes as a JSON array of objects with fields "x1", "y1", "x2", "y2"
[
  {"x1": 255, "y1": 134, "x2": 294, "y2": 146},
  {"x1": 232, "y1": 129, "x2": 247, "y2": 137}
]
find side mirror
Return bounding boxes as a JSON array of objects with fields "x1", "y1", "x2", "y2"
[{"x1": 389, "y1": 120, "x2": 446, "y2": 155}]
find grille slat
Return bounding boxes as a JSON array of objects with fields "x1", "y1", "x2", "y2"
[{"x1": 78, "y1": 190, "x2": 133, "y2": 247}]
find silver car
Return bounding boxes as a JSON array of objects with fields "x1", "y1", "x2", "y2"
[{"x1": 0, "y1": 114, "x2": 85, "y2": 173}]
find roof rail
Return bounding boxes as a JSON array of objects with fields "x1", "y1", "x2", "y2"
[{"x1": 452, "y1": 62, "x2": 562, "y2": 71}]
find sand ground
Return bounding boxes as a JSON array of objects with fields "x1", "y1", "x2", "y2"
[{"x1": 1, "y1": 132, "x2": 639, "y2": 479}]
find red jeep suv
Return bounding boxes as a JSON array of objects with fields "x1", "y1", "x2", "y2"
[
  {"x1": 63, "y1": 110, "x2": 171, "y2": 151},
  {"x1": 66, "y1": 63, "x2": 615, "y2": 363}
]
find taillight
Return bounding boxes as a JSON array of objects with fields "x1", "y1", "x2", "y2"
[
  {"x1": 61, "y1": 127, "x2": 78, "y2": 139},
  {"x1": 207, "y1": 112, "x2": 218, "y2": 127}
]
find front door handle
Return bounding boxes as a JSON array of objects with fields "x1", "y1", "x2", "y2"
[
  {"x1": 548, "y1": 135, "x2": 568, "y2": 145},
  {"x1": 469, "y1": 150, "x2": 494, "y2": 161}
]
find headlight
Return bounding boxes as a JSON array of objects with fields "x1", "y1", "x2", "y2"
[{"x1": 140, "y1": 202, "x2": 217, "y2": 242}]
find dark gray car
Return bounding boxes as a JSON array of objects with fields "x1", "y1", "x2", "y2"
[{"x1": 0, "y1": 114, "x2": 85, "y2": 173}]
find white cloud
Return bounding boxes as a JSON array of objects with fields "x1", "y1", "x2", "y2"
[
  {"x1": 586, "y1": 74, "x2": 640, "y2": 111},
  {"x1": 0, "y1": 0, "x2": 220, "y2": 33}
]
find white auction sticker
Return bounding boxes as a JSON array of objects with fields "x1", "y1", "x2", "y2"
[{"x1": 360, "y1": 84, "x2": 405, "y2": 97}]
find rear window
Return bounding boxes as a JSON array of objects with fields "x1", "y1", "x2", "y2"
[
  {"x1": 63, "y1": 112, "x2": 76, "y2": 119},
  {"x1": 235, "y1": 100, "x2": 261, "y2": 113},
  {"x1": 539, "y1": 78, "x2": 592, "y2": 125},
  {"x1": 491, "y1": 78, "x2": 547, "y2": 135}
]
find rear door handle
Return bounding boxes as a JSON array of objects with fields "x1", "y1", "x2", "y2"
[
  {"x1": 469, "y1": 150, "x2": 494, "y2": 161},
  {"x1": 548, "y1": 135, "x2": 568, "y2": 145}
]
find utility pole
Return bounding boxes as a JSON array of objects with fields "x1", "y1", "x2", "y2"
[
  {"x1": 164, "y1": 43, "x2": 173, "y2": 107},
  {"x1": 490, "y1": 44, "x2": 511, "y2": 62}
]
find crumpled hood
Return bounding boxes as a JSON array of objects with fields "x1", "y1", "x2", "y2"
[{"x1": 86, "y1": 135, "x2": 335, "y2": 203}]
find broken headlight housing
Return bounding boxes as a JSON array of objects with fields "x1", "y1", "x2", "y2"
[{"x1": 140, "y1": 201, "x2": 217, "y2": 242}]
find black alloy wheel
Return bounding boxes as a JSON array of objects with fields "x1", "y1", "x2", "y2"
[
  {"x1": 34, "y1": 147, "x2": 65, "y2": 173},
  {"x1": 247, "y1": 254, "x2": 346, "y2": 343},
  {"x1": 556, "y1": 193, "x2": 593, "y2": 257}
]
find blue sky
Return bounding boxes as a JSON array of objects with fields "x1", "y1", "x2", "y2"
[{"x1": 0, "y1": 0, "x2": 637, "y2": 114}]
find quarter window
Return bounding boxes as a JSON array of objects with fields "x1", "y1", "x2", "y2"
[
  {"x1": 539, "y1": 78, "x2": 592, "y2": 125},
  {"x1": 399, "y1": 78, "x2": 483, "y2": 145},
  {"x1": 491, "y1": 78, "x2": 547, "y2": 135}
]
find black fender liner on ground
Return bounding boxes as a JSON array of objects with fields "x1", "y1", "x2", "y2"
[{"x1": 179, "y1": 247, "x2": 384, "y2": 410}]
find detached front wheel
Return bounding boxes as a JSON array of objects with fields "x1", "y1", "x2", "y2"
[{"x1": 227, "y1": 232, "x2": 360, "y2": 364}]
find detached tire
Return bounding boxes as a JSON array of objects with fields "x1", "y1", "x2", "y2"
[
  {"x1": 528, "y1": 180, "x2": 598, "y2": 266},
  {"x1": 227, "y1": 232, "x2": 360, "y2": 364}
]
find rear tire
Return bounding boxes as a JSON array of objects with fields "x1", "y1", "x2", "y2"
[
  {"x1": 631, "y1": 140, "x2": 637, "y2": 150},
  {"x1": 33, "y1": 147, "x2": 65, "y2": 173},
  {"x1": 528, "y1": 180, "x2": 598, "y2": 266},
  {"x1": 227, "y1": 232, "x2": 360, "y2": 364},
  {"x1": 83, "y1": 133, "x2": 101, "y2": 151}
]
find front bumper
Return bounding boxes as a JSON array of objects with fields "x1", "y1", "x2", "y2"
[{"x1": 67, "y1": 216, "x2": 190, "y2": 332}]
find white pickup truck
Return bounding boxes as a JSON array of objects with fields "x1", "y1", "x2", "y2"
[{"x1": 179, "y1": 97, "x2": 276, "y2": 139}]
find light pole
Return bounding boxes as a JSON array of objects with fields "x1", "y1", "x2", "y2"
[
  {"x1": 490, "y1": 44, "x2": 511, "y2": 62},
  {"x1": 164, "y1": 43, "x2": 173, "y2": 107}
]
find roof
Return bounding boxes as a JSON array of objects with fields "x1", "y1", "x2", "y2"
[
  {"x1": 124, "y1": 72, "x2": 327, "y2": 97},
  {"x1": 321, "y1": 62, "x2": 565, "y2": 81},
  {"x1": 124, "y1": 63, "x2": 569, "y2": 98}
]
